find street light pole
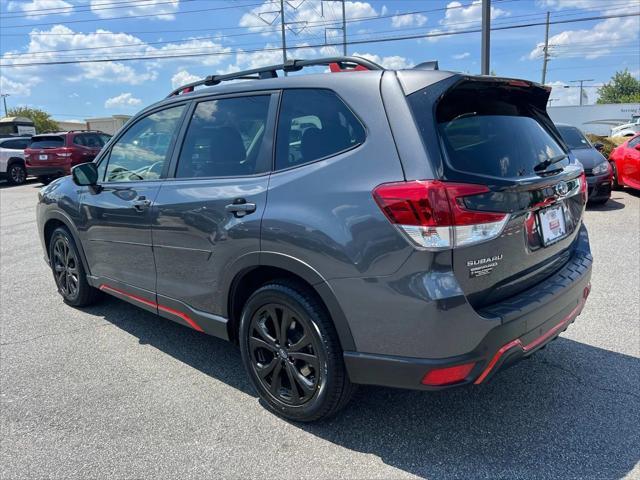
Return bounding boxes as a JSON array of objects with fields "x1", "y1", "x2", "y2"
[
  {"x1": 481, "y1": 0, "x2": 491, "y2": 75},
  {"x1": 0, "y1": 94, "x2": 9, "y2": 117},
  {"x1": 570, "y1": 79, "x2": 594, "y2": 106}
]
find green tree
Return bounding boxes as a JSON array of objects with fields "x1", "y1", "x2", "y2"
[
  {"x1": 597, "y1": 69, "x2": 640, "y2": 104},
  {"x1": 6, "y1": 106, "x2": 59, "y2": 133}
]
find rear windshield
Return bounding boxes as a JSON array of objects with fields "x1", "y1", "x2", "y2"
[
  {"x1": 30, "y1": 136, "x2": 65, "y2": 149},
  {"x1": 409, "y1": 81, "x2": 567, "y2": 178},
  {"x1": 557, "y1": 125, "x2": 591, "y2": 150}
]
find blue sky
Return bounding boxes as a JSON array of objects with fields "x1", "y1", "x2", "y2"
[{"x1": 1, "y1": 0, "x2": 638, "y2": 121}]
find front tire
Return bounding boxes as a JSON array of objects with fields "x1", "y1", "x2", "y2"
[
  {"x1": 49, "y1": 227, "x2": 100, "y2": 307},
  {"x1": 239, "y1": 282, "x2": 355, "y2": 422},
  {"x1": 610, "y1": 162, "x2": 622, "y2": 190},
  {"x1": 6, "y1": 163, "x2": 26, "y2": 185}
]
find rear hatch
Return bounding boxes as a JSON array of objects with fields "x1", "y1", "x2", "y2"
[
  {"x1": 406, "y1": 77, "x2": 587, "y2": 309},
  {"x1": 25, "y1": 135, "x2": 69, "y2": 167}
]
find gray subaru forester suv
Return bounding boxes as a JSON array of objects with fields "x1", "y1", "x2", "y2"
[{"x1": 37, "y1": 57, "x2": 592, "y2": 421}]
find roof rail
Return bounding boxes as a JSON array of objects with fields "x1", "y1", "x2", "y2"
[{"x1": 167, "y1": 56, "x2": 384, "y2": 98}]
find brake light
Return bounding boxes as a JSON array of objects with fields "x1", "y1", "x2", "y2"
[
  {"x1": 422, "y1": 362, "x2": 476, "y2": 386},
  {"x1": 55, "y1": 148, "x2": 73, "y2": 158},
  {"x1": 372, "y1": 180, "x2": 508, "y2": 250},
  {"x1": 579, "y1": 172, "x2": 588, "y2": 203}
]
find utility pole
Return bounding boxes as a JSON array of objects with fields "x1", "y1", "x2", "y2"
[
  {"x1": 481, "y1": 0, "x2": 490, "y2": 75},
  {"x1": 0, "y1": 94, "x2": 9, "y2": 117},
  {"x1": 541, "y1": 11, "x2": 550, "y2": 85},
  {"x1": 279, "y1": 0, "x2": 287, "y2": 75},
  {"x1": 341, "y1": 0, "x2": 347, "y2": 56},
  {"x1": 570, "y1": 79, "x2": 594, "y2": 106}
]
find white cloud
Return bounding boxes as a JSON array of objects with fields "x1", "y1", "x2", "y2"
[
  {"x1": 105, "y1": 93, "x2": 142, "y2": 109},
  {"x1": 352, "y1": 52, "x2": 414, "y2": 69},
  {"x1": 90, "y1": 0, "x2": 179, "y2": 20},
  {"x1": 528, "y1": 16, "x2": 640, "y2": 60},
  {"x1": 0, "y1": 25, "x2": 232, "y2": 96},
  {"x1": 453, "y1": 52, "x2": 470, "y2": 60},
  {"x1": 426, "y1": 0, "x2": 509, "y2": 42},
  {"x1": 391, "y1": 12, "x2": 428, "y2": 28},
  {"x1": 0, "y1": 75, "x2": 34, "y2": 96},
  {"x1": 171, "y1": 70, "x2": 200, "y2": 89},
  {"x1": 7, "y1": 0, "x2": 72, "y2": 19}
]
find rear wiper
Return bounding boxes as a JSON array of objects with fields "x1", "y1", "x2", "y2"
[{"x1": 534, "y1": 153, "x2": 568, "y2": 172}]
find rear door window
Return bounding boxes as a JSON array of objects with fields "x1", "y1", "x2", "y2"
[
  {"x1": 409, "y1": 81, "x2": 566, "y2": 178},
  {"x1": 275, "y1": 89, "x2": 365, "y2": 170},
  {"x1": 176, "y1": 95, "x2": 271, "y2": 178},
  {"x1": 29, "y1": 136, "x2": 65, "y2": 149}
]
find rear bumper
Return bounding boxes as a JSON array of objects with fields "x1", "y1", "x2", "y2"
[
  {"x1": 26, "y1": 166, "x2": 69, "y2": 177},
  {"x1": 343, "y1": 226, "x2": 593, "y2": 390}
]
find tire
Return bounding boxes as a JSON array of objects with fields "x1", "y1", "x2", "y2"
[
  {"x1": 6, "y1": 162, "x2": 27, "y2": 185},
  {"x1": 610, "y1": 162, "x2": 622, "y2": 191},
  {"x1": 48, "y1": 227, "x2": 101, "y2": 307},
  {"x1": 239, "y1": 281, "x2": 355, "y2": 422}
]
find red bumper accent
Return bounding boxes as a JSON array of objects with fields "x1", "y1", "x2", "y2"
[
  {"x1": 474, "y1": 290, "x2": 589, "y2": 385},
  {"x1": 99, "y1": 284, "x2": 204, "y2": 332}
]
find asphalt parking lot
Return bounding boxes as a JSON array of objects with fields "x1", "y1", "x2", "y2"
[{"x1": 1, "y1": 180, "x2": 639, "y2": 480}]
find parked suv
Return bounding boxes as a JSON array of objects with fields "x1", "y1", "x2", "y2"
[
  {"x1": 25, "y1": 130, "x2": 111, "y2": 184},
  {"x1": 0, "y1": 136, "x2": 30, "y2": 185},
  {"x1": 36, "y1": 57, "x2": 592, "y2": 421}
]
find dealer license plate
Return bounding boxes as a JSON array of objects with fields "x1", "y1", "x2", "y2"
[{"x1": 538, "y1": 203, "x2": 567, "y2": 245}]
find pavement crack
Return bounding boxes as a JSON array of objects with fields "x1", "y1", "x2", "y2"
[
  {"x1": 540, "y1": 359, "x2": 640, "y2": 400},
  {"x1": 0, "y1": 323, "x2": 113, "y2": 346}
]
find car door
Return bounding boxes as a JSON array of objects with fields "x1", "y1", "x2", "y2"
[
  {"x1": 623, "y1": 136, "x2": 640, "y2": 186},
  {"x1": 78, "y1": 103, "x2": 188, "y2": 298},
  {"x1": 151, "y1": 93, "x2": 277, "y2": 326}
]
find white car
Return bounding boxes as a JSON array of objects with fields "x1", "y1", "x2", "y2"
[
  {"x1": 0, "y1": 137, "x2": 31, "y2": 185},
  {"x1": 611, "y1": 116, "x2": 640, "y2": 138}
]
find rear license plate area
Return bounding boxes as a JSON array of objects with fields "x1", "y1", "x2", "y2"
[
  {"x1": 39, "y1": 154, "x2": 48, "y2": 160},
  {"x1": 538, "y1": 203, "x2": 567, "y2": 246}
]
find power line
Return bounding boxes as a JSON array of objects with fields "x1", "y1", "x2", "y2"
[
  {"x1": 0, "y1": 1, "x2": 266, "y2": 28},
  {"x1": 3, "y1": 11, "x2": 639, "y2": 68},
  {"x1": 0, "y1": 0, "x2": 198, "y2": 20},
  {"x1": 4, "y1": 3, "x2": 631, "y2": 60}
]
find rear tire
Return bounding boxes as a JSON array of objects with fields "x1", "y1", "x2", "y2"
[
  {"x1": 6, "y1": 163, "x2": 26, "y2": 185},
  {"x1": 239, "y1": 281, "x2": 355, "y2": 422},
  {"x1": 48, "y1": 227, "x2": 101, "y2": 307}
]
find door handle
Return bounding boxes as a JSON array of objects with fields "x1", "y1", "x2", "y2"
[
  {"x1": 132, "y1": 196, "x2": 151, "y2": 212},
  {"x1": 225, "y1": 198, "x2": 256, "y2": 218}
]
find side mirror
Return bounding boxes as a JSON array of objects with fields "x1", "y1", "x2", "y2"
[
  {"x1": 72, "y1": 162, "x2": 99, "y2": 186},
  {"x1": 593, "y1": 142, "x2": 604, "y2": 152}
]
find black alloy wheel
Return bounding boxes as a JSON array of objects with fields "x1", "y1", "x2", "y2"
[
  {"x1": 52, "y1": 235, "x2": 80, "y2": 299},
  {"x1": 7, "y1": 163, "x2": 26, "y2": 185},
  {"x1": 48, "y1": 227, "x2": 101, "y2": 307},
  {"x1": 239, "y1": 282, "x2": 355, "y2": 422},
  {"x1": 248, "y1": 303, "x2": 321, "y2": 406}
]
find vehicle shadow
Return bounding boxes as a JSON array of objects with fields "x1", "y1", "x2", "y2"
[
  {"x1": 0, "y1": 179, "x2": 40, "y2": 189},
  {"x1": 587, "y1": 197, "x2": 625, "y2": 211},
  {"x1": 87, "y1": 296, "x2": 640, "y2": 480}
]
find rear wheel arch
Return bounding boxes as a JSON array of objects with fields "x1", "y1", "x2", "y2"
[
  {"x1": 43, "y1": 213, "x2": 91, "y2": 275},
  {"x1": 226, "y1": 256, "x2": 356, "y2": 352},
  {"x1": 7, "y1": 157, "x2": 25, "y2": 168}
]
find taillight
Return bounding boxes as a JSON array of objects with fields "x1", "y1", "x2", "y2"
[
  {"x1": 372, "y1": 180, "x2": 508, "y2": 250},
  {"x1": 579, "y1": 172, "x2": 588, "y2": 204},
  {"x1": 56, "y1": 148, "x2": 73, "y2": 158}
]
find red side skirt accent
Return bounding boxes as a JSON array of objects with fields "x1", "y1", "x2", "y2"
[
  {"x1": 99, "y1": 284, "x2": 204, "y2": 333},
  {"x1": 474, "y1": 297, "x2": 586, "y2": 384}
]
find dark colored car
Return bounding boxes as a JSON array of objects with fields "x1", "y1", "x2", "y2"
[
  {"x1": 556, "y1": 123, "x2": 611, "y2": 204},
  {"x1": 609, "y1": 133, "x2": 640, "y2": 191},
  {"x1": 25, "y1": 130, "x2": 111, "y2": 184},
  {"x1": 36, "y1": 57, "x2": 592, "y2": 422}
]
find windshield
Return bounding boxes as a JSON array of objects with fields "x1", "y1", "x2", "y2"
[{"x1": 557, "y1": 126, "x2": 591, "y2": 150}]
